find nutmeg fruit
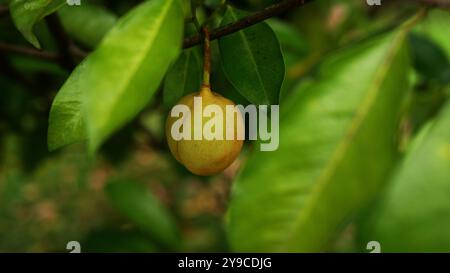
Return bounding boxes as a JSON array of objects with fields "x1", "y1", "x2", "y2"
[{"x1": 166, "y1": 86, "x2": 244, "y2": 176}]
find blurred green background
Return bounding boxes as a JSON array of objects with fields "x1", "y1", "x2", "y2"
[{"x1": 0, "y1": 0, "x2": 449, "y2": 252}]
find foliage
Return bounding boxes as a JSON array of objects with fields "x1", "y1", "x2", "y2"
[
  {"x1": 219, "y1": 6, "x2": 285, "y2": 105},
  {"x1": 359, "y1": 98, "x2": 450, "y2": 252},
  {"x1": 0, "y1": 0, "x2": 449, "y2": 252},
  {"x1": 229, "y1": 28, "x2": 410, "y2": 252},
  {"x1": 48, "y1": 0, "x2": 184, "y2": 152},
  {"x1": 10, "y1": 0, "x2": 66, "y2": 48}
]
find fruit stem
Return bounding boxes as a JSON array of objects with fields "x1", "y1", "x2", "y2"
[{"x1": 202, "y1": 26, "x2": 211, "y2": 90}]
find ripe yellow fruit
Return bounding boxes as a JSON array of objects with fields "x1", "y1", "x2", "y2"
[{"x1": 166, "y1": 86, "x2": 244, "y2": 176}]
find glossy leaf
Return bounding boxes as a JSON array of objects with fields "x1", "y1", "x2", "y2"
[
  {"x1": 218, "y1": 6, "x2": 284, "y2": 105},
  {"x1": 228, "y1": 30, "x2": 411, "y2": 252},
  {"x1": 207, "y1": 40, "x2": 250, "y2": 106},
  {"x1": 9, "y1": 0, "x2": 66, "y2": 48},
  {"x1": 163, "y1": 48, "x2": 202, "y2": 107},
  {"x1": 58, "y1": 3, "x2": 117, "y2": 48},
  {"x1": 211, "y1": 59, "x2": 250, "y2": 106},
  {"x1": 47, "y1": 60, "x2": 87, "y2": 151},
  {"x1": 359, "y1": 100, "x2": 450, "y2": 252},
  {"x1": 47, "y1": 0, "x2": 184, "y2": 152},
  {"x1": 106, "y1": 180, "x2": 180, "y2": 249}
]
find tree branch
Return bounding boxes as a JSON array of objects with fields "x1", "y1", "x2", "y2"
[
  {"x1": 5, "y1": 0, "x2": 445, "y2": 64},
  {"x1": 0, "y1": 42, "x2": 86, "y2": 60},
  {"x1": 420, "y1": 0, "x2": 450, "y2": 8},
  {"x1": 0, "y1": 0, "x2": 313, "y2": 64},
  {"x1": 0, "y1": 0, "x2": 447, "y2": 64},
  {"x1": 0, "y1": 42, "x2": 59, "y2": 60},
  {"x1": 46, "y1": 13, "x2": 76, "y2": 69},
  {"x1": 183, "y1": 0, "x2": 313, "y2": 48},
  {"x1": 0, "y1": 5, "x2": 8, "y2": 16}
]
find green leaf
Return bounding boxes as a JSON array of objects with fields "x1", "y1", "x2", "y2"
[
  {"x1": 163, "y1": 47, "x2": 202, "y2": 107},
  {"x1": 408, "y1": 33, "x2": 450, "y2": 84},
  {"x1": 9, "y1": 0, "x2": 66, "y2": 48},
  {"x1": 47, "y1": 59, "x2": 87, "y2": 151},
  {"x1": 359, "y1": 100, "x2": 450, "y2": 252},
  {"x1": 228, "y1": 30, "x2": 411, "y2": 252},
  {"x1": 211, "y1": 59, "x2": 250, "y2": 106},
  {"x1": 218, "y1": 6, "x2": 284, "y2": 105},
  {"x1": 47, "y1": 0, "x2": 184, "y2": 152},
  {"x1": 208, "y1": 40, "x2": 250, "y2": 106},
  {"x1": 58, "y1": 3, "x2": 117, "y2": 48},
  {"x1": 106, "y1": 180, "x2": 180, "y2": 249},
  {"x1": 414, "y1": 10, "x2": 450, "y2": 59}
]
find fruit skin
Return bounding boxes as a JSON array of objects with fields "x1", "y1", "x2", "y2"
[{"x1": 166, "y1": 86, "x2": 244, "y2": 176}]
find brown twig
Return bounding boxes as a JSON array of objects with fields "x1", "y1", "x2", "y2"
[
  {"x1": 5, "y1": 0, "x2": 444, "y2": 65},
  {"x1": 0, "y1": 0, "x2": 447, "y2": 64},
  {"x1": 0, "y1": 5, "x2": 8, "y2": 16},
  {"x1": 201, "y1": 26, "x2": 211, "y2": 88},
  {"x1": 0, "y1": 42, "x2": 59, "y2": 60},
  {"x1": 0, "y1": 0, "x2": 313, "y2": 65},
  {"x1": 183, "y1": 0, "x2": 313, "y2": 48},
  {"x1": 0, "y1": 42, "x2": 86, "y2": 60},
  {"x1": 69, "y1": 44, "x2": 88, "y2": 60},
  {"x1": 420, "y1": 0, "x2": 450, "y2": 8}
]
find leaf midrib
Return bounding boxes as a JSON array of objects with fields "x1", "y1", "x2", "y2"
[
  {"x1": 278, "y1": 31, "x2": 407, "y2": 251},
  {"x1": 89, "y1": 0, "x2": 175, "y2": 147},
  {"x1": 228, "y1": 9, "x2": 270, "y2": 104}
]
